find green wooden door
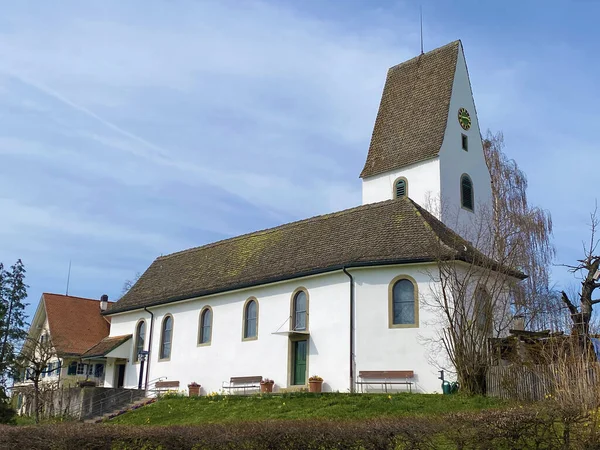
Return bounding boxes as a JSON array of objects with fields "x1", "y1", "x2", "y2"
[{"x1": 293, "y1": 340, "x2": 307, "y2": 385}]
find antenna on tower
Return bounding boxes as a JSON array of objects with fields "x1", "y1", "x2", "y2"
[
  {"x1": 420, "y1": 5, "x2": 424, "y2": 55},
  {"x1": 66, "y1": 260, "x2": 72, "y2": 296}
]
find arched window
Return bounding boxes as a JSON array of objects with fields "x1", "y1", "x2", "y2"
[
  {"x1": 134, "y1": 320, "x2": 146, "y2": 362},
  {"x1": 292, "y1": 290, "x2": 308, "y2": 331},
  {"x1": 199, "y1": 307, "x2": 212, "y2": 345},
  {"x1": 475, "y1": 288, "x2": 492, "y2": 335},
  {"x1": 394, "y1": 178, "x2": 407, "y2": 198},
  {"x1": 461, "y1": 174, "x2": 474, "y2": 211},
  {"x1": 159, "y1": 315, "x2": 173, "y2": 360},
  {"x1": 389, "y1": 277, "x2": 418, "y2": 327},
  {"x1": 243, "y1": 298, "x2": 258, "y2": 340}
]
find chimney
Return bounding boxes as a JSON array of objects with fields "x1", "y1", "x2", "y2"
[
  {"x1": 512, "y1": 314, "x2": 525, "y2": 331},
  {"x1": 100, "y1": 294, "x2": 108, "y2": 311}
]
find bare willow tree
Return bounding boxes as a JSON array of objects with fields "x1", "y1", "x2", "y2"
[
  {"x1": 560, "y1": 206, "x2": 600, "y2": 337},
  {"x1": 483, "y1": 131, "x2": 556, "y2": 330},
  {"x1": 423, "y1": 131, "x2": 554, "y2": 394},
  {"x1": 424, "y1": 202, "x2": 523, "y2": 395},
  {"x1": 15, "y1": 334, "x2": 55, "y2": 423}
]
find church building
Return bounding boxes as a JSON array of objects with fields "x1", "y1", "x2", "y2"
[{"x1": 99, "y1": 41, "x2": 515, "y2": 394}]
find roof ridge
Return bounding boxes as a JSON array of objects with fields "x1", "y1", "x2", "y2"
[
  {"x1": 387, "y1": 40, "x2": 460, "y2": 73},
  {"x1": 42, "y1": 293, "x2": 107, "y2": 303},
  {"x1": 157, "y1": 199, "x2": 404, "y2": 261}
]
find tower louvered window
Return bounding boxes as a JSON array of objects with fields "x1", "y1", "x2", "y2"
[
  {"x1": 461, "y1": 175, "x2": 474, "y2": 211},
  {"x1": 395, "y1": 179, "x2": 407, "y2": 198}
]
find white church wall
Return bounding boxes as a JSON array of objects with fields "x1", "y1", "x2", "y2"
[
  {"x1": 361, "y1": 158, "x2": 441, "y2": 215},
  {"x1": 438, "y1": 43, "x2": 493, "y2": 240},
  {"x1": 352, "y1": 264, "x2": 448, "y2": 394},
  {"x1": 106, "y1": 272, "x2": 351, "y2": 394}
]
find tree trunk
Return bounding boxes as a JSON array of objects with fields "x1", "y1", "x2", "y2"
[{"x1": 33, "y1": 379, "x2": 40, "y2": 424}]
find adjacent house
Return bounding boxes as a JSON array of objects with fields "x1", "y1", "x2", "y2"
[
  {"x1": 98, "y1": 40, "x2": 523, "y2": 395},
  {"x1": 13, "y1": 293, "x2": 119, "y2": 413}
]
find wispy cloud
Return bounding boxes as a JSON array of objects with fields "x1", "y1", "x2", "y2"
[{"x1": 1, "y1": 0, "x2": 594, "y2": 318}]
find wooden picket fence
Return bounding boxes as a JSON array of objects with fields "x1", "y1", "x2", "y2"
[{"x1": 486, "y1": 363, "x2": 600, "y2": 401}]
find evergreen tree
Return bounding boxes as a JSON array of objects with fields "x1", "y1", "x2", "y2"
[{"x1": 0, "y1": 260, "x2": 28, "y2": 387}]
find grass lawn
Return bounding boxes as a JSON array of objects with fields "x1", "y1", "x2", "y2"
[{"x1": 110, "y1": 392, "x2": 507, "y2": 426}]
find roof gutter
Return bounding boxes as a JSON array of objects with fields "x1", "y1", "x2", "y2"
[
  {"x1": 143, "y1": 307, "x2": 154, "y2": 392},
  {"x1": 342, "y1": 267, "x2": 355, "y2": 393}
]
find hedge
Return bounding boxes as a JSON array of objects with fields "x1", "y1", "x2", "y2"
[{"x1": 0, "y1": 407, "x2": 597, "y2": 449}]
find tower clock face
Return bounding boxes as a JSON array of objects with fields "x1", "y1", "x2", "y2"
[{"x1": 458, "y1": 108, "x2": 471, "y2": 130}]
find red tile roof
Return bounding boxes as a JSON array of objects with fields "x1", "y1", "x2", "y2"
[{"x1": 43, "y1": 293, "x2": 111, "y2": 357}]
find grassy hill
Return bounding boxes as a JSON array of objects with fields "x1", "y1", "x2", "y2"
[{"x1": 110, "y1": 392, "x2": 505, "y2": 426}]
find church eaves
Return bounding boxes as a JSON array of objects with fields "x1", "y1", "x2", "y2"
[
  {"x1": 360, "y1": 40, "x2": 460, "y2": 178},
  {"x1": 108, "y1": 196, "x2": 523, "y2": 315}
]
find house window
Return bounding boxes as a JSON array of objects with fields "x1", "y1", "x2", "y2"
[
  {"x1": 41, "y1": 366, "x2": 46, "y2": 378},
  {"x1": 76, "y1": 363, "x2": 86, "y2": 375},
  {"x1": 135, "y1": 320, "x2": 146, "y2": 362},
  {"x1": 67, "y1": 362, "x2": 77, "y2": 376},
  {"x1": 159, "y1": 315, "x2": 173, "y2": 360},
  {"x1": 292, "y1": 290, "x2": 308, "y2": 331},
  {"x1": 461, "y1": 174, "x2": 474, "y2": 211},
  {"x1": 394, "y1": 178, "x2": 407, "y2": 198},
  {"x1": 199, "y1": 307, "x2": 213, "y2": 345},
  {"x1": 461, "y1": 134, "x2": 468, "y2": 151},
  {"x1": 243, "y1": 299, "x2": 258, "y2": 340},
  {"x1": 389, "y1": 276, "x2": 419, "y2": 328},
  {"x1": 94, "y1": 364, "x2": 104, "y2": 378}
]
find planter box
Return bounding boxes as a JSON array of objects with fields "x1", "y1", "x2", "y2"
[
  {"x1": 309, "y1": 380, "x2": 323, "y2": 393},
  {"x1": 260, "y1": 382, "x2": 274, "y2": 393},
  {"x1": 188, "y1": 385, "x2": 201, "y2": 397}
]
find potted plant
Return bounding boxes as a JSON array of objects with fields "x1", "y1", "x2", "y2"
[
  {"x1": 260, "y1": 378, "x2": 274, "y2": 393},
  {"x1": 188, "y1": 382, "x2": 201, "y2": 397},
  {"x1": 308, "y1": 375, "x2": 323, "y2": 393}
]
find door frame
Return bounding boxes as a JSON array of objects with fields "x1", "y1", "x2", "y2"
[
  {"x1": 287, "y1": 336, "x2": 309, "y2": 387},
  {"x1": 114, "y1": 363, "x2": 126, "y2": 388}
]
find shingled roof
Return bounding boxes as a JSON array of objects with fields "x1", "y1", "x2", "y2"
[
  {"x1": 360, "y1": 40, "x2": 460, "y2": 178},
  {"x1": 109, "y1": 197, "x2": 522, "y2": 315},
  {"x1": 43, "y1": 294, "x2": 111, "y2": 357},
  {"x1": 82, "y1": 335, "x2": 132, "y2": 359}
]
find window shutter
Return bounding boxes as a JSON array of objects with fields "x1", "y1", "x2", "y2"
[{"x1": 395, "y1": 179, "x2": 406, "y2": 198}]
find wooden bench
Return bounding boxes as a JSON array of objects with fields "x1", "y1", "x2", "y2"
[
  {"x1": 154, "y1": 380, "x2": 180, "y2": 396},
  {"x1": 356, "y1": 371, "x2": 414, "y2": 393},
  {"x1": 222, "y1": 376, "x2": 262, "y2": 395}
]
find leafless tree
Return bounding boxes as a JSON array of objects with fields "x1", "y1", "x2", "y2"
[
  {"x1": 423, "y1": 131, "x2": 555, "y2": 394},
  {"x1": 15, "y1": 334, "x2": 55, "y2": 423},
  {"x1": 121, "y1": 272, "x2": 142, "y2": 297},
  {"x1": 483, "y1": 131, "x2": 556, "y2": 330},
  {"x1": 423, "y1": 202, "x2": 523, "y2": 395},
  {"x1": 560, "y1": 205, "x2": 600, "y2": 337}
]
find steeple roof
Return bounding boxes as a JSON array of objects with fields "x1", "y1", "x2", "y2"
[{"x1": 360, "y1": 41, "x2": 460, "y2": 178}]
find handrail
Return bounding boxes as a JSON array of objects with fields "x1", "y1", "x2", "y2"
[{"x1": 68, "y1": 377, "x2": 167, "y2": 420}]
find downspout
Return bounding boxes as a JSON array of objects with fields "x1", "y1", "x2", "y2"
[
  {"x1": 342, "y1": 267, "x2": 355, "y2": 393},
  {"x1": 143, "y1": 307, "x2": 154, "y2": 393}
]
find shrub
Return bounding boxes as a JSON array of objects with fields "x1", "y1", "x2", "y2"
[{"x1": 0, "y1": 389, "x2": 16, "y2": 425}]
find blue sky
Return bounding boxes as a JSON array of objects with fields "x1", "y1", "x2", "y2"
[{"x1": 1, "y1": 0, "x2": 598, "y2": 321}]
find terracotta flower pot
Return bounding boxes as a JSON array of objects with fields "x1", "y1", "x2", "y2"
[
  {"x1": 188, "y1": 384, "x2": 201, "y2": 396},
  {"x1": 260, "y1": 382, "x2": 274, "y2": 393},
  {"x1": 309, "y1": 380, "x2": 323, "y2": 393}
]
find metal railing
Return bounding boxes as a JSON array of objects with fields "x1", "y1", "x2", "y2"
[{"x1": 68, "y1": 377, "x2": 167, "y2": 420}]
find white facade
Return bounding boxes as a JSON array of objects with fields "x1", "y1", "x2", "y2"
[
  {"x1": 361, "y1": 159, "x2": 441, "y2": 215},
  {"x1": 104, "y1": 264, "x2": 448, "y2": 394}
]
